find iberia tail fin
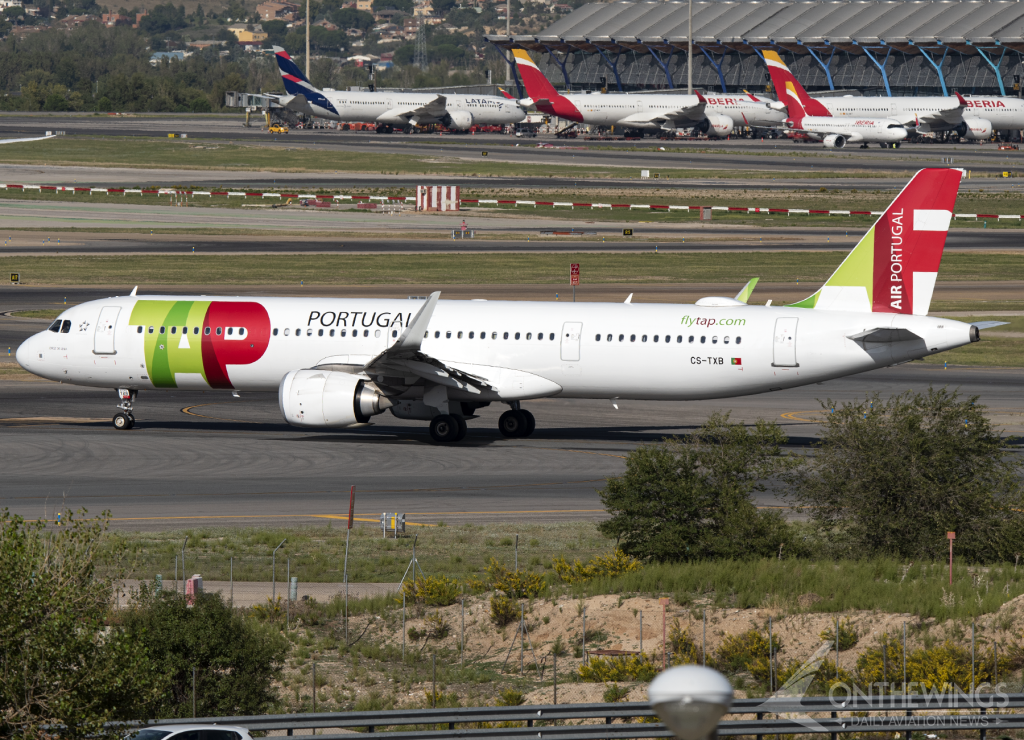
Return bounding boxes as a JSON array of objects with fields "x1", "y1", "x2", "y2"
[
  {"x1": 788, "y1": 168, "x2": 962, "y2": 315},
  {"x1": 762, "y1": 50, "x2": 830, "y2": 123},
  {"x1": 497, "y1": 87, "x2": 514, "y2": 100},
  {"x1": 511, "y1": 49, "x2": 561, "y2": 102}
]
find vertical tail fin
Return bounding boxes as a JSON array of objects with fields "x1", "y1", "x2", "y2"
[
  {"x1": 762, "y1": 51, "x2": 830, "y2": 122},
  {"x1": 511, "y1": 49, "x2": 561, "y2": 101},
  {"x1": 274, "y1": 45, "x2": 313, "y2": 92},
  {"x1": 789, "y1": 168, "x2": 963, "y2": 315}
]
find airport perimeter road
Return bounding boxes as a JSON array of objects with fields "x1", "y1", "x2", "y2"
[{"x1": 1, "y1": 363, "x2": 1021, "y2": 530}]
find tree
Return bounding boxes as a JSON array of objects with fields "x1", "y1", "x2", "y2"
[
  {"x1": 139, "y1": 2, "x2": 187, "y2": 33},
  {"x1": 121, "y1": 589, "x2": 289, "y2": 718},
  {"x1": 432, "y1": 0, "x2": 457, "y2": 17},
  {"x1": 790, "y1": 389, "x2": 1024, "y2": 561},
  {"x1": 330, "y1": 6, "x2": 374, "y2": 31},
  {"x1": 0, "y1": 510, "x2": 165, "y2": 739},
  {"x1": 372, "y1": 0, "x2": 412, "y2": 13},
  {"x1": 598, "y1": 413, "x2": 797, "y2": 561}
]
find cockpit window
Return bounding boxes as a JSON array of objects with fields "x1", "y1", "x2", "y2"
[
  {"x1": 47, "y1": 319, "x2": 61, "y2": 332},
  {"x1": 60, "y1": 320, "x2": 71, "y2": 333}
]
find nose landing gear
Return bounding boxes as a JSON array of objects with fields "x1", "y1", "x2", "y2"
[{"x1": 113, "y1": 388, "x2": 136, "y2": 430}]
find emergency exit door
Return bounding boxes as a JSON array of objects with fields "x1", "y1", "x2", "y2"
[
  {"x1": 94, "y1": 306, "x2": 120, "y2": 355},
  {"x1": 560, "y1": 322, "x2": 582, "y2": 362},
  {"x1": 772, "y1": 317, "x2": 798, "y2": 367}
]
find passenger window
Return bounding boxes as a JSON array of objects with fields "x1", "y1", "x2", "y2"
[
  {"x1": 239, "y1": 328, "x2": 246, "y2": 337},
  {"x1": 364, "y1": 330, "x2": 369, "y2": 337},
  {"x1": 227, "y1": 328, "x2": 233, "y2": 336},
  {"x1": 307, "y1": 329, "x2": 313, "y2": 336},
  {"x1": 296, "y1": 328, "x2": 300, "y2": 336},
  {"x1": 549, "y1": 333, "x2": 555, "y2": 340},
  {"x1": 606, "y1": 334, "x2": 612, "y2": 341},
  {"x1": 712, "y1": 336, "x2": 718, "y2": 344},
  {"x1": 318, "y1": 329, "x2": 324, "y2": 337},
  {"x1": 392, "y1": 330, "x2": 397, "y2": 338},
  {"x1": 700, "y1": 336, "x2": 706, "y2": 344},
  {"x1": 618, "y1": 334, "x2": 624, "y2": 341},
  {"x1": 595, "y1": 334, "x2": 601, "y2": 341},
  {"x1": 171, "y1": 326, "x2": 177, "y2": 334},
  {"x1": 526, "y1": 332, "x2": 532, "y2": 340},
  {"x1": 689, "y1": 335, "x2": 694, "y2": 343},
  {"x1": 724, "y1": 336, "x2": 730, "y2": 344},
  {"x1": 642, "y1": 335, "x2": 648, "y2": 342},
  {"x1": 150, "y1": 326, "x2": 155, "y2": 334},
  {"x1": 284, "y1": 328, "x2": 290, "y2": 336},
  {"x1": 273, "y1": 328, "x2": 279, "y2": 336},
  {"x1": 203, "y1": 327, "x2": 210, "y2": 335},
  {"x1": 446, "y1": 331, "x2": 452, "y2": 338},
  {"x1": 653, "y1": 335, "x2": 659, "y2": 343},
  {"x1": 435, "y1": 331, "x2": 440, "y2": 338},
  {"x1": 160, "y1": 326, "x2": 166, "y2": 334},
  {"x1": 515, "y1": 332, "x2": 520, "y2": 339},
  {"x1": 503, "y1": 332, "x2": 509, "y2": 339},
  {"x1": 665, "y1": 335, "x2": 670, "y2": 343},
  {"x1": 468, "y1": 331, "x2": 474, "y2": 339},
  {"x1": 216, "y1": 327, "x2": 222, "y2": 335},
  {"x1": 374, "y1": 329, "x2": 381, "y2": 338},
  {"x1": 630, "y1": 334, "x2": 636, "y2": 342},
  {"x1": 736, "y1": 336, "x2": 742, "y2": 345},
  {"x1": 491, "y1": 332, "x2": 497, "y2": 339},
  {"x1": 677, "y1": 336, "x2": 682, "y2": 343},
  {"x1": 136, "y1": 325, "x2": 143, "y2": 334}
]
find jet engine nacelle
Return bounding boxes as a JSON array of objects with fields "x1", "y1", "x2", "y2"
[
  {"x1": 704, "y1": 114, "x2": 734, "y2": 137},
  {"x1": 963, "y1": 119, "x2": 993, "y2": 140},
  {"x1": 445, "y1": 110, "x2": 474, "y2": 130},
  {"x1": 278, "y1": 369, "x2": 391, "y2": 428},
  {"x1": 822, "y1": 134, "x2": 847, "y2": 149}
]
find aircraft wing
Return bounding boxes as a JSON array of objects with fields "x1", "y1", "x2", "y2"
[
  {"x1": 0, "y1": 135, "x2": 56, "y2": 144},
  {"x1": 380, "y1": 94, "x2": 448, "y2": 123},
  {"x1": 360, "y1": 291, "x2": 493, "y2": 395},
  {"x1": 847, "y1": 328, "x2": 923, "y2": 343},
  {"x1": 619, "y1": 101, "x2": 707, "y2": 126}
]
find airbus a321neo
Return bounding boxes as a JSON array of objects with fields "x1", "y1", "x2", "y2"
[{"x1": 16, "y1": 168, "x2": 1002, "y2": 443}]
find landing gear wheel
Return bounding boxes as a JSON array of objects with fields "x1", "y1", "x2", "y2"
[
  {"x1": 429, "y1": 414, "x2": 460, "y2": 444},
  {"x1": 113, "y1": 412, "x2": 131, "y2": 430},
  {"x1": 454, "y1": 415, "x2": 468, "y2": 441},
  {"x1": 499, "y1": 409, "x2": 527, "y2": 438},
  {"x1": 522, "y1": 410, "x2": 536, "y2": 437}
]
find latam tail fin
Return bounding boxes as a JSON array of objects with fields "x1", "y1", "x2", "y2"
[
  {"x1": 762, "y1": 51, "x2": 830, "y2": 122},
  {"x1": 274, "y1": 45, "x2": 314, "y2": 94},
  {"x1": 511, "y1": 49, "x2": 561, "y2": 102},
  {"x1": 789, "y1": 168, "x2": 963, "y2": 315}
]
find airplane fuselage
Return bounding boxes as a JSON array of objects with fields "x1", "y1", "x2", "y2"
[
  {"x1": 538, "y1": 92, "x2": 787, "y2": 130},
  {"x1": 298, "y1": 91, "x2": 525, "y2": 126},
  {"x1": 18, "y1": 296, "x2": 974, "y2": 405}
]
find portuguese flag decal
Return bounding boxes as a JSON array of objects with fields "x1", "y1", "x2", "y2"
[{"x1": 731, "y1": 358, "x2": 742, "y2": 366}]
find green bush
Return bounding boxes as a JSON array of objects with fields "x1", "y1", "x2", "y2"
[
  {"x1": 490, "y1": 595, "x2": 519, "y2": 627},
  {"x1": 552, "y1": 549, "x2": 643, "y2": 584},
  {"x1": 713, "y1": 628, "x2": 780, "y2": 676},
  {"x1": 486, "y1": 558, "x2": 546, "y2": 599},
  {"x1": 669, "y1": 619, "x2": 703, "y2": 665},
  {"x1": 401, "y1": 574, "x2": 461, "y2": 606},
  {"x1": 820, "y1": 618, "x2": 859, "y2": 651},
  {"x1": 578, "y1": 653, "x2": 658, "y2": 683},
  {"x1": 603, "y1": 683, "x2": 631, "y2": 702},
  {"x1": 497, "y1": 688, "x2": 526, "y2": 706}
]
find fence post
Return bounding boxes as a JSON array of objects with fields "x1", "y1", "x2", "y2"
[
  {"x1": 175, "y1": 555, "x2": 178, "y2": 594},
  {"x1": 640, "y1": 610, "x2": 643, "y2": 655},
  {"x1": 830, "y1": 710, "x2": 837, "y2": 740},
  {"x1": 461, "y1": 597, "x2": 465, "y2": 666},
  {"x1": 402, "y1": 593, "x2": 406, "y2": 661},
  {"x1": 286, "y1": 558, "x2": 290, "y2": 629},
  {"x1": 192, "y1": 667, "x2": 196, "y2": 718},
  {"x1": 230, "y1": 557, "x2": 233, "y2": 608},
  {"x1": 972, "y1": 621, "x2": 976, "y2": 693},
  {"x1": 903, "y1": 622, "x2": 907, "y2": 694},
  {"x1": 312, "y1": 661, "x2": 316, "y2": 713},
  {"x1": 583, "y1": 606, "x2": 587, "y2": 666},
  {"x1": 432, "y1": 654, "x2": 437, "y2": 708},
  {"x1": 835, "y1": 616, "x2": 840, "y2": 680},
  {"x1": 553, "y1": 650, "x2": 557, "y2": 705},
  {"x1": 520, "y1": 603, "x2": 525, "y2": 675},
  {"x1": 702, "y1": 608, "x2": 706, "y2": 667},
  {"x1": 769, "y1": 616, "x2": 774, "y2": 692}
]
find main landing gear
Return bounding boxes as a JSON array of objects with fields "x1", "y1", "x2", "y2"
[
  {"x1": 498, "y1": 401, "x2": 535, "y2": 439},
  {"x1": 429, "y1": 413, "x2": 468, "y2": 444},
  {"x1": 113, "y1": 388, "x2": 136, "y2": 430}
]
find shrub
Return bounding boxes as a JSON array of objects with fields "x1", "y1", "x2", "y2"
[
  {"x1": 820, "y1": 618, "x2": 859, "y2": 651},
  {"x1": 713, "y1": 628, "x2": 780, "y2": 675},
  {"x1": 552, "y1": 549, "x2": 643, "y2": 584},
  {"x1": 401, "y1": 574, "x2": 461, "y2": 606},
  {"x1": 578, "y1": 653, "x2": 659, "y2": 683},
  {"x1": 424, "y1": 610, "x2": 451, "y2": 639},
  {"x1": 497, "y1": 688, "x2": 526, "y2": 706},
  {"x1": 774, "y1": 656, "x2": 853, "y2": 694},
  {"x1": 669, "y1": 619, "x2": 703, "y2": 665},
  {"x1": 490, "y1": 595, "x2": 519, "y2": 627},
  {"x1": 603, "y1": 683, "x2": 631, "y2": 702},
  {"x1": 407, "y1": 626, "x2": 421, "y2": 641},
  {"x1": 486, "y1": 558, "x2": 546, "y2": 599},
  {"x1": 857, "y1": 636, "x2": 1009, "y2": 691}
]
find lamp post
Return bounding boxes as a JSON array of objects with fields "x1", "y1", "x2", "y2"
[
  {"x1": 649, "y1": 665, "x2": 734, "y2": 740},
  {"x1": 687, "y1": 0, "x2": 692, "y2": 95}
]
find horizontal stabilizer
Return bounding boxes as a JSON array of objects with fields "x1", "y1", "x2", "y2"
[{"x1": 847, "y1": 327, "x2": 923, "y2": 343}]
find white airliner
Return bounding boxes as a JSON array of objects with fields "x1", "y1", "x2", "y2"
[
  {"x1": 764, "y1": 51, "x2": 908, "y2": 149},
  {"x1": 16, "y1": 169, "x2": 1001, "y2": 443},
  {"x1": 511, "y1": 49, "x2": 787, "y2": 136},
  {"x1": 273, "y1": 47, "x2": 524, "y2": 132}
]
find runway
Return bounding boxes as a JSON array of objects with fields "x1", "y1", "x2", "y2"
[{"x1": 2, "y1": 362, "x2": 1022, "y2": 531}]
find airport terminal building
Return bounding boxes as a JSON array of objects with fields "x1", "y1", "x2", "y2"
[{"x1": 487, "y1": 1, "x2": 1024, "y2": 97}]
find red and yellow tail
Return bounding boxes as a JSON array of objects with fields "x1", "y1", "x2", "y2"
[
  {"x1": 762, "y1": 51, "x2": 831, "y2": 123},
  {"x1": 511, "y1": 49, "x2": 560, "y2": 101}
]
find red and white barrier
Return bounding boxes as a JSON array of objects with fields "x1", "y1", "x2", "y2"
[
  {"x1": 416, "y1": 185, "x2": 460, "y2": 212},
  {"x1": 0, "y1": 182, "x2": 1013, "y2": 220}
]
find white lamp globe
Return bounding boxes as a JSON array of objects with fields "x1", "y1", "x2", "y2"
[{"x1": 648, "y1": 665, "x2": 734, "y2": 740}]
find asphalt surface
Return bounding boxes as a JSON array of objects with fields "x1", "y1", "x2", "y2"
[{"x1": 3, "y1": 363, "x2": 1021, "y2": 531}]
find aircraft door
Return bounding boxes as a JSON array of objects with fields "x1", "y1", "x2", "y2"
[
  {"x1": 94, "y1": 306, "x2": 120, "y2": 355},
  {"x1": 560, "y1": 321, "x2": 582, "y2": 361},
  {"x1": 772, "y1": 317, "x2": 798, "y2": 367}
]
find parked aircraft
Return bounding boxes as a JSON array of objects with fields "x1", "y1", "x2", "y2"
[
  {"x1": 16, "y1": 169, "x2": 1003, "y2": 443},
  {"x1": 763, "y1": 51, "x2": 908, "y2": 148},
  {"x1": 511, "y1": 49, "x2": 787, "y2": 136},
  {"x1": 272, "y1": 47, "x2": 524, "y2": 132}
]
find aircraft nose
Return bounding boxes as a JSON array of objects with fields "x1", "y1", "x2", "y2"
[{"x1": 15, "y1": 335, "x2": 34, "y2": 370}]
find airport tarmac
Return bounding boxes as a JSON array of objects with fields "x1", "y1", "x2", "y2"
[{"x1": 1, "y1": 362, "x2": 1021, "y2": 531}]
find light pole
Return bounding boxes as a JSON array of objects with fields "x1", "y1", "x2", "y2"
[
  {"x1": 505, "y1": 0, "x2": 512, "y2": 84},
  {"x1": 687, "y1": 0, "x2": 692, "y2": 95},
  {"x1": 305, "y1": 0, "x2": 310, "y2": 80},
  {"x1": 180, "y1": 535, "x2": 189, "y2": 592},
  {"x1": 273, "y1": 539, "x2": 287, "y2": 601},
  {"x1": 649, "y1": 665, "x2": 733, "y2": 740}
]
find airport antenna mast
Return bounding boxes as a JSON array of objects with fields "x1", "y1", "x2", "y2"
[
  {"x1": 687, "y1": 0, "x2": 692, "y2": 94},
  {"x1": 305, "y1": 0, "x2": 310, "y2": 80},
  {"x1": 505, "y1": 0, "x2": 511, "y2": 83},
  {"x1": 414, "y1": 22, "x2": 427, "y2": 70}
]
